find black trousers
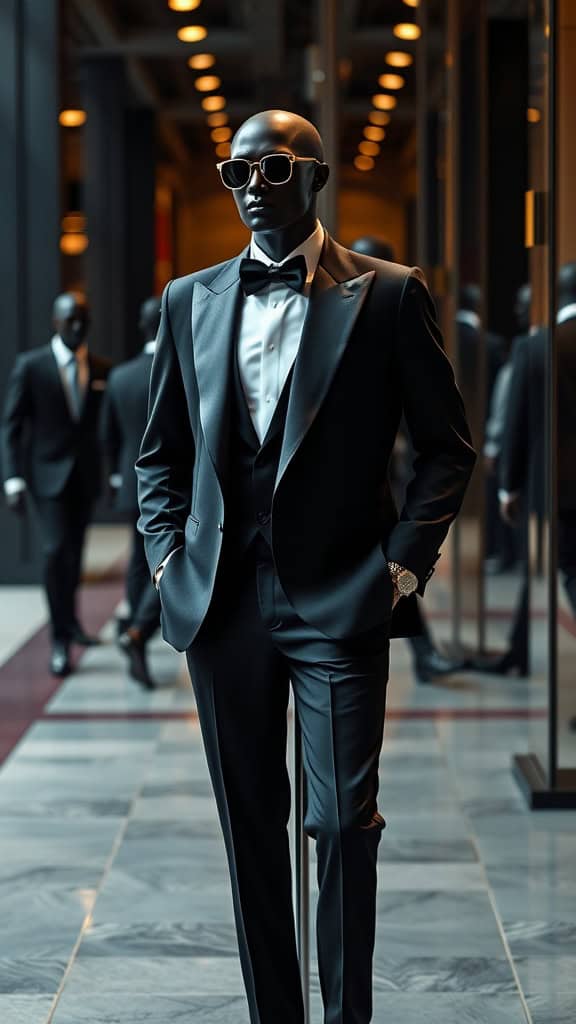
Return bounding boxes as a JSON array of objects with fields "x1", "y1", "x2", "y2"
[
  {"x1": 126, "y1": 518, "x2": 161, "y2": 641},
  {"x1": 34, "y1": 469, "x2": 93, "y2": 644},
  {"x1": 186, "y1": 542, "x2": 390, "y2": 1024}
]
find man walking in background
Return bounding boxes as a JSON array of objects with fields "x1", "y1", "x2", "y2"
[
  {"x1": 2, "y1": 293, "x2": 108, "y2": 676},
  {"x1": 137, "y1": 110, "x2": 475, "y2": 1023},
  {"x1": 101, "y1": 296, "x2": 162, "y2": 689}
]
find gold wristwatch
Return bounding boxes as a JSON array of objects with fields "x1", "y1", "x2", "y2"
[{"x1": 388, "y1": 561, "x2": 418, "y2": 598}]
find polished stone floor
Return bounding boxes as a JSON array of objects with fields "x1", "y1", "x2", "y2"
[{"x1": 0, "y1": 532, "x2": 575, "y2": 1023}]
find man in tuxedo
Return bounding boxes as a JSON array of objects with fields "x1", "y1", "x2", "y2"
[
  {"x1": 101, "y1": 296, "x2": 162, "y2": 689},
  {"x1": 137, "y1": 110, "x2": 475, "y2": 1024},
  {"x1": 500, "y1": 263, "x2": 576, "y2": 616},
  {"x1": 2, "y1": 293, "x2": 108, "y2": 676},
  {"x1": 456, "y1": 282, "x2": 507, "y2": 448}
]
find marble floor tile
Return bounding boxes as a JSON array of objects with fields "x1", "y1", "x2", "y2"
[
  {"x1": 0, "y1": 798, "x2": 132, "y2": 818},
  {"x1": 504, "y1": 920, "x2": 576, "y2": 956},
  {"x1": 91, "y1": 876, "x2": 234, "y2": 925},
  {"x1": 371, "y1": 956, "x2": 517, "y2": 993},
  {"x1": 527, "y1": 992, "x2": 576, "y2": 1024},
  {"x1": 51, "y1": 992, "x2": 250, "y2": 1024},
  {"x1": 63, "y1": 956, "x2": 245, "y2": 994},
  {"x1": 0, "y1": 957, "x2": 67, "y2": 994},
  {"x1": 514, "y1": 955, "x2": 576, "y2": 994},
  {"x1": 78, "y1": 921, "x2": 238, "y2": 958},
  {"x1": 0, "y1": 995, "x2": 54, "y2": 1024},
  {"x1": 369, "y1": 992, "x2": 528, "y2": 1023}
]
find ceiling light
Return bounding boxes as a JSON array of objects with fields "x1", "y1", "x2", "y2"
[
  {"x1": 177, "y1": 25, "x2": 207, "y2": 42},
  {"x1": 215, "y1": 142, "x2": 231, "y2": 158},
  {"x1": 194, "y1": 75, "x2": 221, "y2": 92},
  {"x1": 60, "y1": 233, "x2": 89, "y2": 255},
  {"x1": 188, "y1": 53, "x2": 215, "y2": 70},
  {"x1": 393, "y1": 23, "x2": 421, "y2": 40},
  {"x1": 59, "y1": 109, "x2": 87, "y2": 127},
  {"x1": 358, "y1": 140, "x2": 380, "y2": 157},
  {"x1": 372, "y1": 94, "x2": 397, "y2": 111},
  {"x1": 354, "y1": 155, "x2": 375, "y2": 172},
  {"x1": 206, "y1": 111, "x2": 228, "y2": 127},
  {"x1": 403, "y1": 0, "x2": 419, "y2": 7},
  {"x1": 168, "y1": 0, "x2": 202, "y2": 9},
  {"x1": 527, "y1": 107, "x2": 541, "y2": 123},
  {"x1": 202, "y1": 95, "x2": 226, "y2": 111},
  {"x1": 368, "y1": 110, "x2": 391, "y2": 126},
  {"x1": 364, "y1": 126, "x2": 385, "y2": 142},
  {"x1": 385, "y1": 51, "x2": 413, "y2": 68},
  {"x1": 378, "y1": 73, "x2": 405, "y2": 90},
  {"x1": 211, "y1": 126, "x2": 232, "y2": 143}
]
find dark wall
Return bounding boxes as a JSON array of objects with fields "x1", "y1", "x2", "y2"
[{"x1": 487, "y1": 19, "x2": 529, "y2": 340}]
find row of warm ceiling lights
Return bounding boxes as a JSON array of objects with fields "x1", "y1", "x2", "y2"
[
  {"x1": 167, "y1": 0, "x2": 232, "y2": 160},
  {"x1": 354, "y1": 2, "x2": 421, "y2": 173}
]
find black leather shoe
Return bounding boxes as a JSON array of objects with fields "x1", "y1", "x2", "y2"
[
  {"x1": 70, "y1": 623, "x2": 101, "y2": 646},
  {"x1": 469, "y1": 651, "x2": 528, "y2": 677},
  {"x1": 117, "y1": 632, "x2": 156, "y2": 690},
  {"x1": 414, "y1": 649, "x2": 471, "y2": 683},
  {"x1": 50, "y1": 643, "x2": 71, "y2": 677}
]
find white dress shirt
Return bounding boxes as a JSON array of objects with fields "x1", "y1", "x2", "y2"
[
  {"x1": 4, "y1": 335, "x2": 89, "y2": 497},
  {"x1": 237, "y1": 219, "x2": 324, "y2": 442}
]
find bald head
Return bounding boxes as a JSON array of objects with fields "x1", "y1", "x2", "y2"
[
  {"x1": 232, "y1": 110, "x2": 324, "y2": 162},
  {"x1": 52, "y1": 292, "x2": 90, "y2": 351}
]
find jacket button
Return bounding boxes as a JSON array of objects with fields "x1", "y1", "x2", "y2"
[
  {"x1": 218, "y1": 522, "x2": 224, "y2": 532},
  {"x1": 256, "y1": 511, "x2": 270, "y2": 526}
]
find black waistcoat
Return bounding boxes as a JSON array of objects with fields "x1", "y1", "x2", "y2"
[{"x1": 225, "y1": 344, "x2": 294, "y2": 556}]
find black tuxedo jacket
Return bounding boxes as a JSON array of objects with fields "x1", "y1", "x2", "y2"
[
  {"x1": 500, "y1": 317, "x2": 576, "y2": 513},
  {"x1": 1, "y1": 344, "x2": 109, "y2": 499},
  {"x1": 100, "y1": 351, "x2": 154, "y2": 515},
  {"x1": 137, "y1": 235, "x2": 476, "y2": 651}
]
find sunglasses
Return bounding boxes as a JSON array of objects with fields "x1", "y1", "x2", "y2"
[{"x1": 216, "y1": 152, "x2": 322, "y2": 190}]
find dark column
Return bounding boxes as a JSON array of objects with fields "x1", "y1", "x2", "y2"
[
  {"x1": 125, "y1": 108, "x2": 156, "y2": 357},
  {"x1": 487, "y1": 20, "x2": 529, "y2": 338},
  {"x1": 0, "y1": 0, "x2": 60, "y2": 583},
  {"x1": 82, "y1": 58, "x2": 128, "y2": 363}
]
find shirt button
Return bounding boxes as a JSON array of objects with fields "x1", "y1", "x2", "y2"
[
  {"x1": 218, "y1": 522, "x2": 224, "y2": 532},
  {"x1": 272, "y1": 301, "x2": 278, "y2": 309},
  {"x1": 268, "y1": 343, "x2": 275, "y2": 351},
  {"x1": 265, "y1": 396, "x2": 272, "y2": 403}
]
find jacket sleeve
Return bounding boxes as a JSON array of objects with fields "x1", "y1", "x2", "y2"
[
  {"x1": 499, "y1": 335, "x2": 530, "y2": 495},
  {"x1": 136, "y1": 281, "x2": 195, "y2": 577},
  {"x1": 385, "y1": 269, "x2": 476, "y2": 591},
  {"x1": 99, "y1": 375, "x2": 122, "y2": 478},
  {"x1": 1, "y1": 355, "x2": 32, "y2": 484}
]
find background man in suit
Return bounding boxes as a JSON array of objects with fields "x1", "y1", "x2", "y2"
[
  {"x1": 137, "y1": 110, "x2": 475, "y2": 1024},
  {"x1": 2, "y1": 293, "x2": 108, "y2": 676},
  {"x1": 101, "y1": 296, "x2": 162, "y2": 689}
]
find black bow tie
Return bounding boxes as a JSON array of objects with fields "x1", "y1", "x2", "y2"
[{"x1": 239, "y1": 255, "x2": 308, "y2": 296}]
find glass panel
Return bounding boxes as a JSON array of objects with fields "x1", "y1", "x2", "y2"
[{"x1": 555, "y1": 0, "x2": 576, "y2": 776}]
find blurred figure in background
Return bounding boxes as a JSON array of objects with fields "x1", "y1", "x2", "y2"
[
  {"x1": 350, "y1": 235, "x2": 469, "y2": 683},
  {"x1": 483, "y1": 283, "x2": 531, "y2": 576},
  {"x1": 2, "y1": 293, "x2": 108, "y2": 676},
  {"x1": 101, "y1": 296, "x2": 162, "y2": 689}
]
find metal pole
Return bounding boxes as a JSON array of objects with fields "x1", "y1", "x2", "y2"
[{"x1": 294, "y1": 715, "x2": 310, "y2": 1023}]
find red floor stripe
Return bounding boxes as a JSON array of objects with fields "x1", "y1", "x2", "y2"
[
  {"x1": 41, "y1": 707, "x2": 548, "y2": 722},
  {"x1": 0, "y1": 581, "x2": 123, "y2": 765}
]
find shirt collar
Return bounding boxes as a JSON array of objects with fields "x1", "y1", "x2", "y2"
[
  {"x1": 557, "y1": 303, "x2": 576, "y2": 325},
  {"x1": 51, "y1": 334, "x2": 88, "y2": 365},
  {"x1": 455, "y1": 310, "x2": 481, "y2": 330},
  {"x1": 249, "y1": 220, "x2": 324, "y2": 288},
  {"x1": 143, "y1": 339, "x2": 157, "y2": 355}
]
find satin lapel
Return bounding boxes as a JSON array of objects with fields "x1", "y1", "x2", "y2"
[
  {"x1": 274, "y1": 259, "x2": 375, "y2": 492},
  {"x1": 191, "y1": 256, "x2": 244, "y2": 491}
]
